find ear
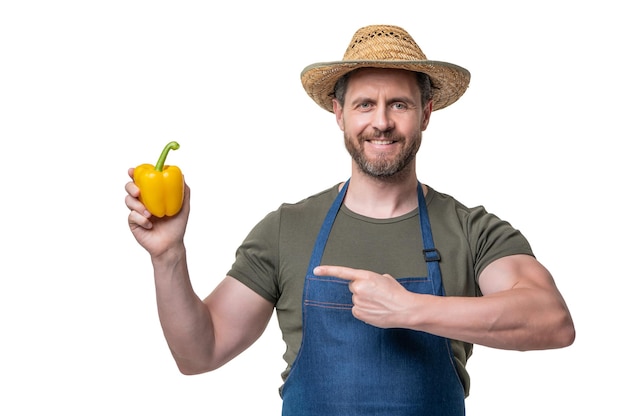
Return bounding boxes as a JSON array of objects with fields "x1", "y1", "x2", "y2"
[
  {"x1": 332, "y1": 99, "x2": 345, "y2": 131},
  {"x1": 421, "y1": 100, "x2": 433, "y2": 131}
]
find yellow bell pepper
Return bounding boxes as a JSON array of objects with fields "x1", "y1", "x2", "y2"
[{"x1": 133, "y1": 141, "x2": 184, "y2": 218}]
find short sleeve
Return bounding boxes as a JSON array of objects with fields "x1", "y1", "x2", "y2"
[
  {"x1": 228, "y1": 209, "x2": 281, "y2": 304},
  {"x1": 467, "y1": 206, "x2": 535, "y2": 281}
]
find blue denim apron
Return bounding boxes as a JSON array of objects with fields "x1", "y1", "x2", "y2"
[{"x1": 281, "y1": 180, "x2": 465, "y2": 415}]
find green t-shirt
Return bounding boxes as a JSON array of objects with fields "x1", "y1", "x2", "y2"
[{"x1": 228, "y1": 183, "x2": 534, "y2": 397}]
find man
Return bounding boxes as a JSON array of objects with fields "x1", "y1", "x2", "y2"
[{"x1": 125, "y1": 24, "x2": 575, "y2": 415}]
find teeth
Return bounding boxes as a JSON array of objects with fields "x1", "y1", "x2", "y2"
[{"x1": 371, "y1": 140, "x2": 393, "y2": 145}]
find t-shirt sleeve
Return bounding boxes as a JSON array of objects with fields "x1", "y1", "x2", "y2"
[
  {"x1": 227, "y1": 209, "x2": 281, "y2": 304},
  {"x1": 467, "y1": 206, "x2": 535, "y2": 282}
]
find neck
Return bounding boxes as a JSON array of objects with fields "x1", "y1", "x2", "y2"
[{"x1": 342, "y1": 168, "x2": 421, "y2": 219}]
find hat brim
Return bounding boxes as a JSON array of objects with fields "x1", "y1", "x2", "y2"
[{"x1": 301, "y1": 60, "x2": 471, "y2": 112}]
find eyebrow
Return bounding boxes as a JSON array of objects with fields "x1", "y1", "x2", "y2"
[{"x1": 349, "y1": 95, "x2": 418, "y2": 107}]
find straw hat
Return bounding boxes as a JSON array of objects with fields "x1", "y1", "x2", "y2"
[{"x1": 301, "y1": 25, "x2": 471, "y2": 112}]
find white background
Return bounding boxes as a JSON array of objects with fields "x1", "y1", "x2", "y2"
[{"x1": 1, "y1": 1, "x2": 623, "y2": 414}]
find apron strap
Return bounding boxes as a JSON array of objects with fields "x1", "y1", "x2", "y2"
[
  {"x1": 417, "y1": 182, "x2": 445, "y2": 296},
  {"x1": 306, "y1": 179, "x2": 350, "y2": 275}
]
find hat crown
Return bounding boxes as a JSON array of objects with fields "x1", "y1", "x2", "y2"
[
  {"x1": 343, "y1": 25, "x2": 428, "y2": 62},
  {"x1": 301, "y1": 24, "x2": 470, "y2": 113}
]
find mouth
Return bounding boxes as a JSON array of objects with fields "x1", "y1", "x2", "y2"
[{"x1": 369, "y1": 139, "x2": 395, "y2": 145}]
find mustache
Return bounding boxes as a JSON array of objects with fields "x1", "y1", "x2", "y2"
[{"x1": 358, "y1": 131, "x2": 405, "y2": 142}]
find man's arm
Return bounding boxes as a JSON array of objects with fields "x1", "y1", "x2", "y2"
[
  {"x1": 426, "y1": 254, "x2": 575, "y2": 350},
  {"x1": 126, "y1": 169, "x2": 274, "y2": 374},
  {"x1": 153, "y1": 248, "x2": 274, "y2": 374},
  {"x1": 314, "y1": 254, "x2": 575, "y2": 351}
]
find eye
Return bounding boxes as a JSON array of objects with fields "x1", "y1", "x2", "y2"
[{"x1": 391, "y1": 102, "x2": 408, "y2": 110}]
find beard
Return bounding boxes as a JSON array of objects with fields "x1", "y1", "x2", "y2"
[{"x1": 344, "y1": 130, "x2": 421, "y2": 178}]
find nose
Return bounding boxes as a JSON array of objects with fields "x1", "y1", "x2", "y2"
[{"x1": 371, "y1": 105, "x2": 394, "y2": 132}]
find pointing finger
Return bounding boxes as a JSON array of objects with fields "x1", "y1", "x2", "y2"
[{"x1": 314, "y1": 265, "x2": 364, "y2": 281}]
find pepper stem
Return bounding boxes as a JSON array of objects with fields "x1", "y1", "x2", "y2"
[{"x1": 154, "y1": 141, "x2": 180, "y2": 172}]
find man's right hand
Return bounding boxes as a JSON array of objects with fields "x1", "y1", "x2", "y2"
[{"x1": 125, "y1": 167, "x2": 191, "y2": 259}]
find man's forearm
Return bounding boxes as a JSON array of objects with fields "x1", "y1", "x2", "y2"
[{"x1": 152, "y1": 244, "x2": 216, "y2": 374}]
